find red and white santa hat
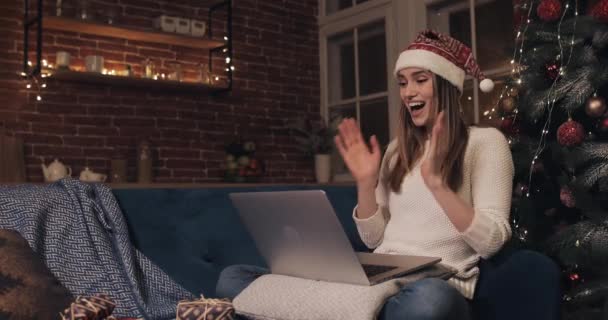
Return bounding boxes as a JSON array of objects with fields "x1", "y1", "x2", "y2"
[{"x1": 394, "y1": 30, "x2": 494, "y2": 93}]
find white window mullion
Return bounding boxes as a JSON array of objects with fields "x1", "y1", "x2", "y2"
[
  {"x1": 354, "y1": 27, "x2": 361, "y2": 123},
  {"x1": 469, "y1": 0, "x2": 480, "y2": 124}
]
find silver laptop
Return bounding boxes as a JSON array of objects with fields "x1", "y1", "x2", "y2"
[{"x1": 229, "y1": 190, "x2": 442, "y2": 286}]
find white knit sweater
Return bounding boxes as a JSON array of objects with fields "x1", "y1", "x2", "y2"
[{"x1": 353, "y1": 126, "x2": 514, "y2": 299}]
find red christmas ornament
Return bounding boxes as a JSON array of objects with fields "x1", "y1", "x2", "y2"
[
  {"x1": 557, "y1": 119, "x2": 585, "y2": 147},
  {"x1": 500, "y1": 116, "x2": 520, "y2": 136},
  {"x1": 537, "y1": 0, "x2": 563, "y2": 22},
  {"x1": 545, "y1": 62, "x2": 561, "y2": 81},
  {"x1": 596, "y1": 116, "x2": 608, "y2": 136},
  {"x1": 560, "y1": 186, "x2": 576, "y2": 208},
  {"x1": 591, "y1": 0, "x2": 608, "y2": 23},
  {"x1": 532, "y1": 161, "x2": 545, "y2": 173}
]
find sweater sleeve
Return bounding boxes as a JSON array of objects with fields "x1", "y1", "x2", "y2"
[
  {"x1": 351, "y1": 140, "x2": 396, "y2": 249},
  {"x1": 461, "y1": 128, "x2": 514, "y2": 259}
]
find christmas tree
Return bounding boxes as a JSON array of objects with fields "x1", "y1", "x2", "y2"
[{"x1": 494, "y1": 0, "x2": 608, "y2": 319}]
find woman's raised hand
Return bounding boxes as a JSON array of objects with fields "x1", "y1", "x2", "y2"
[{"x1": 334, "y1": 118, "x2": 381, "y2": 187}]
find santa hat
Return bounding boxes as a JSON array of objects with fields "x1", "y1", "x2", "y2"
[{"x1": 394, "y1": 30, "x2": 494, "y2": 93}]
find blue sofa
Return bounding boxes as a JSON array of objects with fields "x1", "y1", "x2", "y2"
[{"x1": 112, "y1": 184, "x2": 562, "y2": 319}]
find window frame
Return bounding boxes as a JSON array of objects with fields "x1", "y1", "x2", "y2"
[
  {"x1": 426, "y1": 0, "x2": 515, "y2": 124},
  {"x1": 319, "y1": 0, "x2": 398, "y2": 181}
]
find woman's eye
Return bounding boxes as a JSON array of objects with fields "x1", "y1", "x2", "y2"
[
  {"x1": 417, "y1": 78, "x2": 428, "y2": 83},
  {"x1": 398, "y1": 81, "x2": 407, "y2": 87}
]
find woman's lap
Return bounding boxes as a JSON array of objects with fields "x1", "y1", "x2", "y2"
[{"x1": 216, "y1": 265, "x2": 470, "y2": 320}]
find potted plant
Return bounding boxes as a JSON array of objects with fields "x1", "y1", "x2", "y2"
[{"x1": 288, "y1": 117, "x2": 340, "y2": 183}]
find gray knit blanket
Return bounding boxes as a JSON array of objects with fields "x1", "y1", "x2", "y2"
[{"x1": 233, "y1": 264, "x2": 455, "y2": 320}]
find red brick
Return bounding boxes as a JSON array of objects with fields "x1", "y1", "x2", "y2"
[
  {"x1": 151, "y1": 138, "x2": 191, "y2": 148},
  {"x1": 159, "y1": 148, "x2": 200, "y2": 159},
  {"x1": 55, "y1": 36, "x2": 95, "y2": 48},
  {"x1": 31, "y1": 123, "x2": 77, "y2": 135},
  {"x1": 157, "y1": 118, "x2": 197, "y2": 129},
  {"x1": 79, "y1": 95, "x2": 120, "y2": 105},
  {"x1": 63, "y1": 136, "x2": 106, "y2": 146},
  {"x1": 82, "y1": 148, "x2": 114, "y2": 158},
  {"x1": 135, "y1": 107, "x2": 178, "y2": 118},
  {"x1": 34, "y1": 145, "x2": 83, "y2": 156},
  {"x1": 65, "y1": 115, "x2": 112, "y2": 126},
  {"x1": 160, "y1": 128, "x2": 200, "y2": 140},
  {"x1": 78, "y1": 126, "x2": 119, "y2": 136},
  {"x1": 88, "y1": 105, "x2": 135, "y2": 116},
  {"x1": 118, "y1": 126, "x2": 160, "y2": 138},
  {"x1": 138, "y1": 48, "x2": 175, "y2": 60},
  {"x1": 19, "y1": 134, "x2": 63, "y2": 145},
  {"x1": 165, "y1": 159, "x2": 205, "y2": 168},
  {"x1": 113, "y1": 117, "x2": 155, "y2": 127},
  {"x1": 18, "y1": 112, "x2": 63, "y2": 124}
]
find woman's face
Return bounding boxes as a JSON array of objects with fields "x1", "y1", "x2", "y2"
[{"x1": 397, "y1": 67, "x2": 436, "y2": 129}]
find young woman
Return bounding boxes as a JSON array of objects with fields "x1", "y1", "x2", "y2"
[
  {"x1": 334, "y1": 30, "x2": 513, "y2": 319},
  {"x1": 216, "y1": 30, "x2": 516, "y2": 320}
]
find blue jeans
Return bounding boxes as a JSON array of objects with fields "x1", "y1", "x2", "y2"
[{"x1": 216, "y1": 265, "x2": 471, "y2": 320}]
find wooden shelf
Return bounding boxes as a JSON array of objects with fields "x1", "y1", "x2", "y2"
[
  {"x1": 49, "y1": 69, "x2": 224, "y2": 92},
  {"x1": 44, "y1": 16, "x2": 225, "y2": 50}
]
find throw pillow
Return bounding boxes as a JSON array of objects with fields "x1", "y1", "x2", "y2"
[{"x1": 0, "y1": 229, "x2": 73, "y2": 320}]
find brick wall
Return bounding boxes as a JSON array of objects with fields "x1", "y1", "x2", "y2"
[{"x1": 0, "y1": 0, "x2": 320, "y2": 183}]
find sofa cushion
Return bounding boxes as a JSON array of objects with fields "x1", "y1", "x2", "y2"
[
  {"x1": 0, "y1": 229, "x2": 73, "y2": 320},
  {"x1": 113, "y1": 185, "x2": 363, "y2": 297}
]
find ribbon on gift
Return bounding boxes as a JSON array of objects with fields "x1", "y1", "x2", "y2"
[
  {"x1": 176, "y1": 295, "x2": 235, "y2": 320},
  {"x1": 60, "y1": 294, "x2": 116, "y2": 320}
]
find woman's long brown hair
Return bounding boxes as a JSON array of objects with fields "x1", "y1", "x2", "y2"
[{"x1": 383, "y1": 74, "x2": 469, "y2": 192}]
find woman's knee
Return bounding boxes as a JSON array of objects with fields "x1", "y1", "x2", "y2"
[
  {"x1": 215, "y1": 264, "x2": 267, "y2": 300},
  {"x1": 384, "y1": 278, "x2": 469, "y2": 320},
  {"x1": 504, "y1": 250, "x2": 560, "y2": 284}
]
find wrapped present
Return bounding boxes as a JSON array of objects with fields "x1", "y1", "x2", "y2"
[
  {"x1": 177, "y1": 296, "x2": 235, "y2": 320},
  {"x1": 60, "y1": 294, "x2": 116, "y2": 320}
]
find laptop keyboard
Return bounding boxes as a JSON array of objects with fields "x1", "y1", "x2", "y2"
[{"x1": 362, "y1": 264, "x2": 398, "y2": 278}]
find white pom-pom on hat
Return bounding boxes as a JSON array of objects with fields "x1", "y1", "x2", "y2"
[{"x1": 479, "y1": 78, "x2": 494, "y2": 93}]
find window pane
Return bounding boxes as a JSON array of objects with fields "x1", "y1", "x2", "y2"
[
  {"x1": 326, "y1": 0, "x2": 353, "y2": 15},
  {"x1": 460, "y1": 80, "x2": 475, "y2": 125},
  {"x1": 328, "y1": 31, "x2": 356, "y2": 103},
  {"x1": 427, "y1": 0, "x2": 515, "y2": 72},
  {"x1": 475, "y1": 0, "x2": 515, "y2": 71},
  {"x1": 478, "y1": 77, "x2": 509, "y2": 128},
  {"x1": 329, "y1": 103, "x2": 356, "y2": 175},
  {"x1": 358, "y1": 20, "x2": 387, "y2": 96},
  {"x1": 426, "y1": 1, "x2": 472, "y2": 46},
  {"x1": 460, "y1": 77, "x2": 510, "y2": 127},
  {"x1": 448, "y1": 4, "x2": 472, "y2": 49},
  {"x1": 360, "y1": 97, "x2": 389, "y2": 148}
]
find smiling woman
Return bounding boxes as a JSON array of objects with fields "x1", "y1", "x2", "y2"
[{"x1": 331, "y1": 29, "x2": 514, "y2": 320}]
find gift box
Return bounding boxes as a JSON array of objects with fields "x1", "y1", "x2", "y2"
[
  {"x1": 176, "y1": 296, "x2": 235, "y2": 320},
  {"x1": 60, "y1": 294, "x2": 115, "y2": 320}
]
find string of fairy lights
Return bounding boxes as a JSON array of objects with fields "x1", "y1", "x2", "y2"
[
  {"x1": 481, "y1": 0, "x2": 536, "y2": 123},
  {"x1": 482, "y1": 0, "x2": 580, "y2": 201},
  {"x1": 20, "y1": 35, "x2": 235, "y2": 102},
  {"x1": 526, "y1": 0, "x2": 579, "y2": 198},
  {"x1": 20, "y1": 59, "x2": 52, "y2": 102},
  {"x1": 480, "y1": 0, "x2": 581, "y2": 239}
]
